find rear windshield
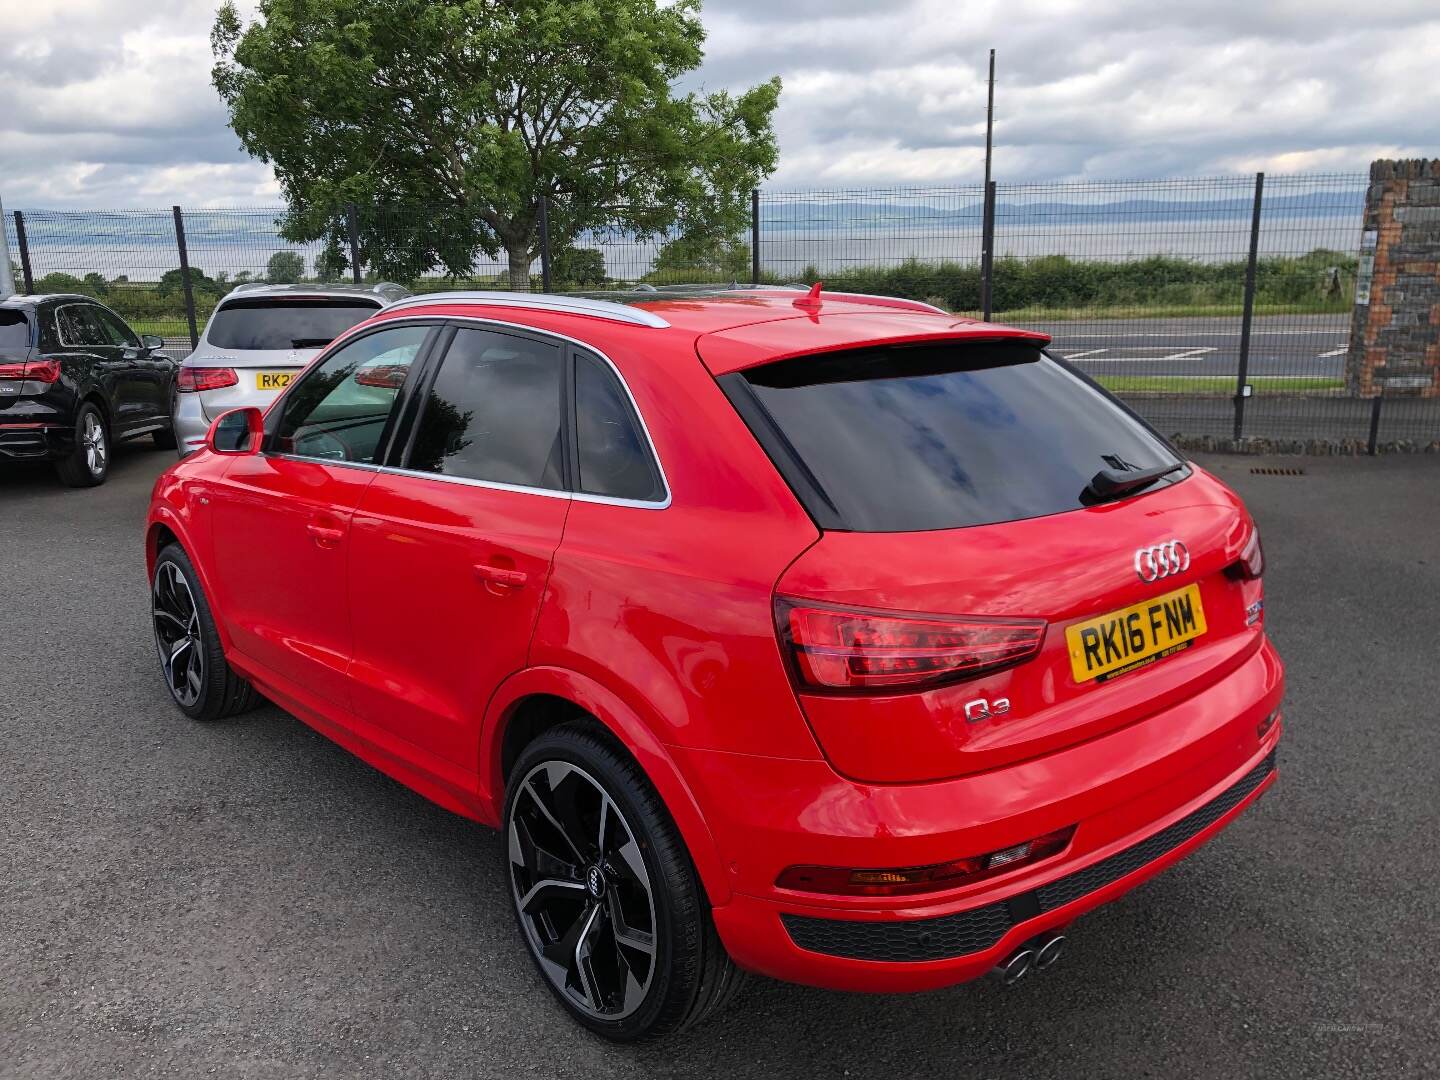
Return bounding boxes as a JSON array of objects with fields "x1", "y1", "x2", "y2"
[
  {"x1": 0, "y1": 310, "x2": 33, "y2": 351},
  {"x1": 736, "y1": 341, "x2": 1183, "y2": 532},
  {"x1": 205, "y1": 298, "x2": 379, "y2": 351}
]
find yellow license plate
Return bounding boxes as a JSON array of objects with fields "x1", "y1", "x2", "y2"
[
  {"x1": 1066, "y1": 583, "x2": 1207, "y2": 684},
  {"x1": 256, "y1": 371, "x2": 294, "y2": 390}
]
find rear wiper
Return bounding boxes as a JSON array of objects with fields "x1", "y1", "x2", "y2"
[
  {"x1": 1084, "y1": 461, "x2": 1184, "y2": 503},
  {"x1": 290, "y1": 337, "x2": 332, "y2": 348}
]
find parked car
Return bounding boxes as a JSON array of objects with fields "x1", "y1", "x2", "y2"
[
  {"x1": 172, "y1": 281, "x2": 409, "y2": 456},
  {"x1": 145, "y1": 286, "x2": 1283, "y2": 1040},
  {"x1": 1, "y1": 293, "x2": 177, "y2": 486}
]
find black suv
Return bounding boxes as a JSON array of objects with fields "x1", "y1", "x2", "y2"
[{"x1": 0, "y1": 294, "x2": 178, "y2": 486}]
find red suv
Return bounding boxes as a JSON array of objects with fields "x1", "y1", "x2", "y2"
[{"x1": 145, "y1": 287, "x2": 1282, "y2": 1040}]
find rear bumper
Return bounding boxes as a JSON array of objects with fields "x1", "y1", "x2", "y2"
[
  {"x1": 173, "y1": 391, "x2": 211, "y2": 456},
  {"x1": 0, "y1": 421, "x2": 70, "y2": 460},
  {"x1": 683, "y1": 636, "x2": 1284, "y2": 992}
]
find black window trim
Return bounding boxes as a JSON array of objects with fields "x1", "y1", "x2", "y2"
[
  {"x1": 257, "y1": 313, "x2": 672, "y2": 508},
  {"x1": 382, "y1": 316, "x2": 671, "y2": 509}
]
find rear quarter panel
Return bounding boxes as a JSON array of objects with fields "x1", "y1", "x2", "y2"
[{"x1": 527, "y1": 328, "x2": 824, "y2": 760}]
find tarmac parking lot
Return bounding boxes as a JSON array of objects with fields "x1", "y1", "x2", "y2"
[{"x1": 2, "y1": 445, "x2": 1437, "y2": 1079}]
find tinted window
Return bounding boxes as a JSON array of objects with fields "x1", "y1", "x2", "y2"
[
  {"x1": 0, "y1": 310, "x2": 31, "y2": 351},
  {"x1": 56, "y1": 305, "x2": 108, "y2": 348},
  {"x1": 273, "y1": 324, "x2": 429, "y2": 464},
  {"x1": 575, "y1": 351, "x2": 663, "y2": 501},
  {"x1": 93, "y1": 308, "x2": 138, "y2": 349},
  {"x1": 741, "y1": 342, "x2": 1182, "y2": 532},
  {"x1": 407, "y1": 328, "x2": 563, "y2": 489},
  {"x1": 207, "y1": 299, "x2": 379, "y2": 350}
]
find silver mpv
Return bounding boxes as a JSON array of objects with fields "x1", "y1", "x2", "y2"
[{"x1": 172, "y1": 282, "x2": 408, "y2": 454}]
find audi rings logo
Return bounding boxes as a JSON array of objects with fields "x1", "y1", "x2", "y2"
[{"x1": 1134, "y1": 540, "x2": 1190, "y2": 583}]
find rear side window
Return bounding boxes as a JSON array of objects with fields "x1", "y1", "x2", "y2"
[
  {"x1": 735, "y1": 341, "x2": 1183, "y2": 532},
  {"x1": 574, "y1": 351, "x2": 664, "y2": 502},
  {"x1": 206, "y1": 299, "x2": 379, "y2": 350},
  {"x1": 406, "y1": 327, "x2": 564, "y2": 490},
  {"x1": 0, "y1": 310, "x2": 31, "y2": 351},
  {"x1": 56, "y1": 305, "x2": 108, "y2": 348}
]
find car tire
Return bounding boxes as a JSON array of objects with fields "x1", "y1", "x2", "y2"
[
  {"x1": 504, "y1": 723, "x2": 746, "y2": 1041},
  {"x1": 55, "y1": 402, "x2": 110, "y2": 487},
  {"x1": 152, "y1": 543, "x2": 260, "y2": 721},
  {"x1": 152, "y1": 425, "x2": 178, "y2": 450}
]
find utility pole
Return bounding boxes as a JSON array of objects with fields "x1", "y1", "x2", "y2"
[
  {"x1": 0, "y1": 196, "x2": 15, "y2": 298},
  {"x1": 983, "y1": 49, "x2": 995, "y2": 193},
  {"x1": 980, "y1": 49, "x2": 996, "y2": 320}
]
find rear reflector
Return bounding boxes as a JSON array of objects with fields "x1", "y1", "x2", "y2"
[
  {"x1": 177, "y1": 367, "x2": 239, "y2": 392},
  {"x1": 776, "y1": 827, "x2": 1075, "y2": 897},
  {"x1": 777, "y1": 598, "x2": 1046, "y2": 693},
  {"x1": 0, "y1": 359, "x2": 61, "y2": 383}
]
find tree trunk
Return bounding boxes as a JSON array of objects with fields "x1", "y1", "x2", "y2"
[{"x1": 505, "y1": 242, "x2": 533, "y2": 291}]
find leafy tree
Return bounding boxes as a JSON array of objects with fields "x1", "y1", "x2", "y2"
[
  {"x1": 157, "y1": 267, "x2": 224, "y2": 300},
  {"x1": 36, "y1": 272, "x2": 88, "y2": 295},
  {"x1": 212, "y1": 0, "x2": 781, "y2": 289},
  {"x1": 313, "y1": 246, "x2": 348, "y2": 284},
  {"x1": 266, "y1": 250, "x2": 306, "y2": 283},
  {"x1": 82, "y1": 272, "x2": 110, "y2": 297},
  {"x1": 552, "y1": 246, "x2": 607, "y2": 288},
  {"x1": 647, "y1": 231, "x2": 750, "y2": 283}
]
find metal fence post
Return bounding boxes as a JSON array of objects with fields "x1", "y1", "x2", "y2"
[
  {"x1": 14, "y1": 210, "x2": 34, "y2": 294},
  {"x1": 537, "y1": 196, "x2": 552, "y2": 292},
  {"x1": 345, "y1": 203, "x2": 363, "y2": 284},
  {"x1": 1367, "y1": 393, "x2": 1383, "y2": 456},
  {"x1": 172, "y1": 206, "x2": 199, "y2": 349},
  {"x1": 981, "y1": 180, "x2": 996, "y2": 320},
  {"x1": 751, "y1": 189, "x2": 761, "y2": 285},
  {"x1": 1232, "y1": 172, "x2": 1264, "y2": 441}
]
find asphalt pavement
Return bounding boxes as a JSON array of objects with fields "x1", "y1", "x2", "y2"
[
  {"x1": 1039, "y1": 313, "x2": 1349, "y2": 381},
  {"x1": 1, "y1": 445, "x2": 1437, "y2": 1079}
]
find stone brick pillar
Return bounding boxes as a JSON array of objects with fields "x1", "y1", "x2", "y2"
[{"x1": 1346, "y1": 159, "x2": 1440, "y2": 397}]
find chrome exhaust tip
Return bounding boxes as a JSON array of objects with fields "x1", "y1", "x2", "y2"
[
  {"x1": 990, "y1": 946, "x2": 1036, "y2": 986},
  {"x1": 1032, "y1": 932, "x2": 1066, "y2": 971}
]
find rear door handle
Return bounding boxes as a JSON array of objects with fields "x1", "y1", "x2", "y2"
[
  {"x1": 473, "y1": 563, "x2": 528, "y2": 589},
  {"x1": 306, "y1": 522, "x2": 346, "y2": 547}
]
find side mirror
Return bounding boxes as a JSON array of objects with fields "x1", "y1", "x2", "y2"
[
  {"x1": 205, "y1": 407, "x2": 264, "y2": 455},
  {"x1": 140, "y1": 334, "x2": 166, "y2": 353}
]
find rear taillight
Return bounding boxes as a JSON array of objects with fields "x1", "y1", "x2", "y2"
[
  {"x1": 776, "y1": 827, "x2": 1075, "y2": 897},
  {"x1": 177, "y1": 367, "x2": 239, "y2": 392},
  {"x1": 1226, "y1": 526, "x2": 1265, "y2": 581},
  {"x1": 0, "y1": 359, "x2": 61, "y2": 383},
  {"x1": 777, "y1": 598, "x2": 1047, "y2": 694}
]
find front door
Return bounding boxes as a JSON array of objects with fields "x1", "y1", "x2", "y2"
[
  {"x1": 93, "y1": 306, "x2": 169, "y2": 428},
  {"x1": 347, "y1": 324, "x2": 570, "y2": 767},
  {"x1": 206, "y1": 321, "x2": 433, "y2": 711}
]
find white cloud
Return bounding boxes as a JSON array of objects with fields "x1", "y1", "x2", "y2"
[{"x1": 1, "y1": 0, "x2": 1437, "y2": 208}]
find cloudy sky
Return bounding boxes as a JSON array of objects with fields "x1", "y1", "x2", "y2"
[{"x1": 2, "y1": 0, "x2": 1438, "y2": 209}]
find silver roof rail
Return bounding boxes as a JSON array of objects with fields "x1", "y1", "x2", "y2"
[{"x1": 384, "y1": 291, "x2": 670, "y2": 328}]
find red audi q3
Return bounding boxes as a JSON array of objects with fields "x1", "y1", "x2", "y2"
[{"x1": 145, "y1": 286, "x2": 1282, "y2": 1040}]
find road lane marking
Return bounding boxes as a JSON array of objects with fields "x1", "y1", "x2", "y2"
[{"x1": 1072, "y1": 347, "x2": 1218, "y2": 364}]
